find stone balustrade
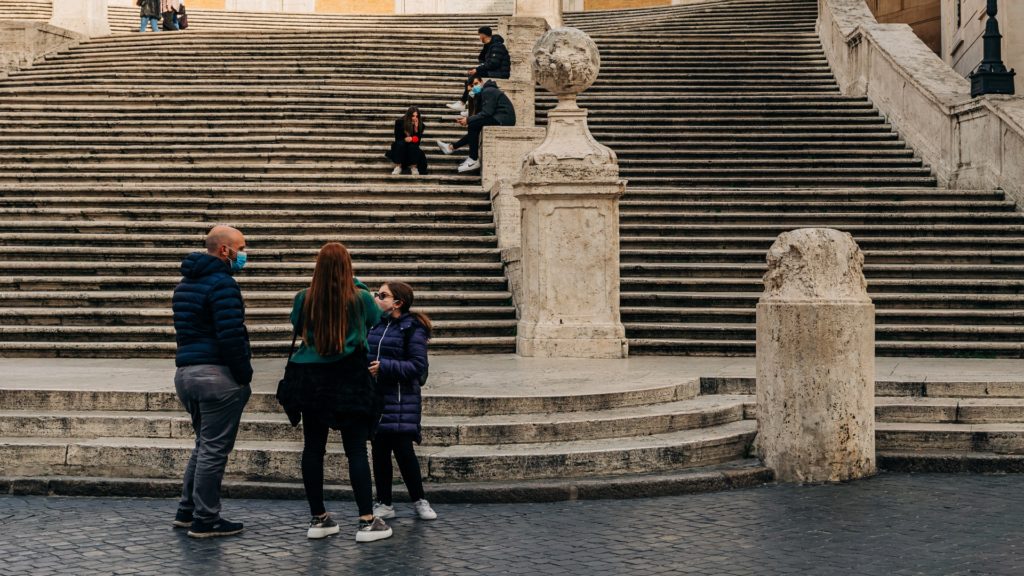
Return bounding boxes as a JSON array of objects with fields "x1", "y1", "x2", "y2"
[{"x1": 819, "y1": 0, "x2": 1024, "y2": 206}]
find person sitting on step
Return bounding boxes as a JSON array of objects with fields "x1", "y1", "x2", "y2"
[
  {"x1": 445, "y1": 26, "x2": 510, "y2": 112},
  {"x1": 386, "y1": 106, "x2": 428, "y2": 176},
  {"x1": 437, "y1": 75, "x2": 516, "y2": 173}
]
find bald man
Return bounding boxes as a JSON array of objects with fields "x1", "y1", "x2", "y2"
[{"x1": 171, "y1": 225, "x2": 253, "y2": 538}]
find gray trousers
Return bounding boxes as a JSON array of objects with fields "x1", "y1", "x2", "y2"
[{"x1": 175, "y1": 365, "x2": 251, "y2": 522}]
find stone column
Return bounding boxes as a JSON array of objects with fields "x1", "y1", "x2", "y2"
[
  {"x1": 50, "y1": 0, "x2": 110, "y2": 38},
  {"x1": 756, "y1": 228, "x2": 876, "y2": 483},
  {"x1": 496, "y1": 15, "x2": 548, "y2": 127},
  {"x1": 514, "y1": 0, "x2": 562, "y2": 28},
  {"x1": 513, "y1": 27, "x2": 628, "y2": 359}
]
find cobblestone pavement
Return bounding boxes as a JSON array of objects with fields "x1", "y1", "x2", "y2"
[{"x1": 1, "y1": 473, "x2": 1023, "y2": 576}]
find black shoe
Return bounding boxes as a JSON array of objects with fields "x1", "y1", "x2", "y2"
[
  {"x1": 173, "y1": 509, "x2": 193, "y2": 529},
  {"x1": 187, "y1": 518, "x2": 244, "y2": 539}
]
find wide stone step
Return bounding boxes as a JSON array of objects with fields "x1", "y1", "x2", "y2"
[
  {"x1": 875, "y1": 422, "x2": 1024, "y2": 453},
  {"x1": 620, "y1": 307, "x2": 1024, "y2": 325},
  {"x1": 875, "y1": 397, "x2": 1024, "y2": 424},
  {"x1": 619, "y1": 200, "x2": 1011, "y2": 212},
  {"x1": 628, "y1": 339, "x2": 1024, "y2": 357},
  {"x1": 619, "y1": 291, "x2": 1024, "y2": 308},
  {"x1": 0, "y1": 395, "x2": 747, "y2": 446},
  {"x1": 0, "y1": 246, "x2": 503, "y2": 263},
  {"x1": 0, "y1": 275, "x2": 508, "y2": 292},
  {"x1": 0, "y1": 420, "x2": 756, "y2": 481},
  {"x1": 620, "y1": 238, "x2": 1024, "y2": 252},
  {"x1": 618, "y1": 277, "x2": 1024, "y2": 294},
  {"x1": 0, "y1": 234, "x2": 498, "y2": 250},
  {"x1": 624, "y1": 323, "x2": 1024, "y2": 343}
]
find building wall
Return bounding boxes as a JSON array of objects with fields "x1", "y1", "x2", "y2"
[
  {"x1": 864, "y1": 0, "x2": 941, "y2": 54},
  {"x1": 942, "y1": 0, "x2": 1023, "y2": 80}
]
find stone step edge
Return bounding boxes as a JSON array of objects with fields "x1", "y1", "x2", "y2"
[
  {"x1": 0, "y1": 462, "x2": 773, "y2": 503},
  {"x1": 878, "y1": 451, "x2": 1024, "y2": 474},
  {"x1": 702, "y1": 378, "x2": 1024, "y2": 397}
]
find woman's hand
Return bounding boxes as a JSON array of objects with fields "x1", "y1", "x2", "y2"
[
  {"x1": 369, "y1": 361, "x2": 381, "y2": 377},
  {"x1": 404, "y1": 136, "x2": 413, "y2": 143}
]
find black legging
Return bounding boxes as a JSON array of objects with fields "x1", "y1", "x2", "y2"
[
  {"x1": 453, "y1": 117, "x2": 501, "y2": 161},
  {"x1": 301, "y1": 413, "x2": 373, "y2": 517},
  {"x1": 372, "y1": 433, "x2": 425, "y2": 505}
]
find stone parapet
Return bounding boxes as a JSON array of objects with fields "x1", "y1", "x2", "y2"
[
  {"x1": 819, "y1": 0, "x2": 1024, "y2": 205},
  {"x1": 0, "y1": 21, "x2": 83, "y2": 79}
]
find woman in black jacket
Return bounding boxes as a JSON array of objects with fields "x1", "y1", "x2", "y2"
[{"x1": 386, "y1": 106, "x2": 427, "y2": 176}]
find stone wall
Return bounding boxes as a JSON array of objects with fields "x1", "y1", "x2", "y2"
[
  {"x1": 0, "y1": 21, "x2": 82, "y2": 79},
  {"x1": 107, "y1": 0, "x2": 708, "y2": 12},
  {"x1": 819, "y1": 0, "x2": 1024, "y2": 206}
]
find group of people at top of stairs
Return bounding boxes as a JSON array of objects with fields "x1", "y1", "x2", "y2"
[
  {"x1": 388, "y1": 26, "x2": 516, "y2": 176},
  {"x1": 137, "y1": 0, "x2": 188, "y2": 32},
  {"x1": 171, "y1": 226, "x2": 435, "y2": 543}
]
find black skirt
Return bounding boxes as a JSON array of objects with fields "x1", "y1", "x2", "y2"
[
  {"x1": 277, "y1": 348, "x2": 380, "y2": 431},
  {"x1": 385, "y1": 141, "x2": 428, "y2": 173}
]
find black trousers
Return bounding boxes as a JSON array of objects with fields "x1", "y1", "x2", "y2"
[
  {"x1": 301, "y1": 413, "x2": 373, "y2": 517},
  {"x1": 371, "y1": 433, "x2": 425, "y2": 505},
  {"x1": 454, "y1": 117, "x2": 501, "y2": 161}
]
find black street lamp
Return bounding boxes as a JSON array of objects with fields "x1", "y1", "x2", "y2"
[{"x1": 971, "y1": 0, "x2": 1016, "y2": 97}]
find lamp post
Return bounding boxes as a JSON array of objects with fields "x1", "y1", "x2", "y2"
[{"x1": 970, "y1": 0, "x2": 1016, "y2": 97}]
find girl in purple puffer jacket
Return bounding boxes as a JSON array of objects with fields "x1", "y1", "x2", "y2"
[{"x1": 367, "y1": 281, "x2": 437, "y2": 521}]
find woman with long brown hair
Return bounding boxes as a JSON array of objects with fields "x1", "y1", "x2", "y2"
[{"x1": 286, "y1": 242, "x2": 392, "y2": 542}]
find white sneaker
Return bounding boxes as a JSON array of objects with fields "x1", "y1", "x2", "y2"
[
  {"x1": 410, "y1": 167, "x2": 420, "y2": 176},
  {"x1": 437, "y1": 141, "x2": 454, "y2": 155},
  {"x1": 457, "y1": 158, "x2": 481, "y2": 173},
  {"x1": 355, "y1": 517, "x2": 393, "y2": 543},
  {"x1": 373, "y1": 502, "x2": 395, "y2": 519},
  {"x1": 414, "y1": 499, "x2": 437, "y2": 521},
  {"x1": 391, "y1": 166, "x2": 401, "y2": 175},
  {"x1": 460, "y1": 110, "x2": 468, "y2": 117},
  {"x1": 445, "y1": 100, "x2": 466, "y2": 111}
]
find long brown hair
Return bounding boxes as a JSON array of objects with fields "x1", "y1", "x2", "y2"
[
  {"x1": 302, "y1": 242, "x2": 359, "y2": 356},
  {"x1": 402, "y1": 106, "x2": 422, "y2": 137},
  {"x1": 384, "y1": 281, "x2": 432, "y2": 339}
]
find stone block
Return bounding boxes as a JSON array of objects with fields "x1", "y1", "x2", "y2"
[
  {"x1": 756, "y1": 228, "x2": 876, "y2": 483},
  {"x1": 50, "y1": 0, "x2": 110, "y2": 38},
  {"x1": 481, "y1": 126, "x2": 545, "y2": 194},
  {"x1": 495, "y1": 79, "x2": 536, "y2": 127},
  {"x1": 0, "y1": 21, "x2": 83, "y2": 78}
]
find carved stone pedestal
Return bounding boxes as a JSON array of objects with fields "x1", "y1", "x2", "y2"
[{"x1": 514, "y1": 27, "x2": 628, "y2": 359}]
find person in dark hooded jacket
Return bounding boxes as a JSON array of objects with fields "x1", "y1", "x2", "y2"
[
  {"x1": 171, "y1": 225, "x2": 252, "y2": 539},
  {"x1": 437, "y1": 76, "x2": 516, "y2": 173},
  {"x1": 446, "y1": 26, "x2": 511, "y2": 111},
  {"x1": 367, "y1": 281, "x2": 437, "y2": 522}
]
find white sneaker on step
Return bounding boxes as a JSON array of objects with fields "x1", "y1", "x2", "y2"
[
  {"x1": 437, "y1": 141, "x2": 454, "y2": 155},
  {"x1": 410, "y1": 167, "x2": 420, "y2": 176},
  {"x1": 445, "y1": 101, "x2": 466, "y2": 111},
  {"x1": 391, "y1": 166, "x2": 401, "y2": 175},
  {"x1": 457, "y1": 158, "x2": 481, "y2": 173}
]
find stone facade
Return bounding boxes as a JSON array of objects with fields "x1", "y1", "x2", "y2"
[
  {"x1": 52, "y1": 0, "x2": 110, "y2": 37},
  {"x1": 514, "y1": 27, "x2": 628, "y2": 358},
  {"x1": 756, "y1": 228, "x2": 876, "y2": 484}
]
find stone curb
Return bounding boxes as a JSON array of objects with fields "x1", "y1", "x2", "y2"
[
  {"x1": 0, "y1": 466, "x2": 774, "y2": 503},
  {"x1": 878, "y1": 452, "x2": 1024, "y2": 474}
]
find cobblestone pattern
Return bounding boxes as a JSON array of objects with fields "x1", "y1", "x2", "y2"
[{"x1": 1, "y1": 473, "x2": 1022, "y2": 575}]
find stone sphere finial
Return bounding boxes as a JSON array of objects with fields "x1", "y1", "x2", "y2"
[{"x1": 532, "y1": 27, "x2": 600, "y2": 107}]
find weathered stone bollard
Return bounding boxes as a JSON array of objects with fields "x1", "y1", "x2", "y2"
[
  {"x1": 756, "y1": 228, "x2": 876, "y2": 483},
  {"x1": 513, "y1": 27, "x2": 628, "y2": 358}
]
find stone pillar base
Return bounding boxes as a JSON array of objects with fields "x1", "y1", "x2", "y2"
[
  {"x1": 517, "y1": 334, "x2": 628, "y2": 359},
  {"x1": 482, "y1": 126, "x2": 545, "y2": 193},
  {"x1": 495, "y1": 79, "x2": 536, "y2": 128},
  {"x1": 756, "y1": 228, "x2": 876, "y2": 484},
  {"x1": 50, "y1": 0, "x2": 110, "y2": 38}
]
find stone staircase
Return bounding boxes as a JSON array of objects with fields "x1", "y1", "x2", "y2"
[
  {"x1": 0, "y1": 0, "x2": 49, "y2": 20},
  {"x1": 0, "y1": 360, "x2": 769, "y2": 497}
]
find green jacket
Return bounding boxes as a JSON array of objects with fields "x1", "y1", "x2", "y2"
[{"x1": 289, "y1": 279, "x2": 380, "y2": 364}]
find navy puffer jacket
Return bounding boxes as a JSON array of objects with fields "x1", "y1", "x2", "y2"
[
  {"x1": 366, "y1": 313, "x2": 429, "y2": 441},
  {"x1": 172, "y1": 252, "x2": 253, "y2": 386}
]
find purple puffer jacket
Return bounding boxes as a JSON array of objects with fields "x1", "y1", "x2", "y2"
[{"x1": 366, "y1": 313, "x2": 429, "y2": 442}]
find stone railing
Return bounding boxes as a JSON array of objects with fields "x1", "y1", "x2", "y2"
[{"x1": 819, "y1": 0, "x2": 1024, "y2": 206}]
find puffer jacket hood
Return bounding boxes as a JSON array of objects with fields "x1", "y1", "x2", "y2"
[{"x1": 180, "y1": 252, "x2": 230, "y2": 280}]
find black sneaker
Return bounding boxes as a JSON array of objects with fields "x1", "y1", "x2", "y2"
[
  {"x1": 355, "y1": 517, "x2": 393, "y2": 543},
  {"x1": 307, "y1": 513, "x2": 340, "y2": 539},
  {"x1": 173, "y1": 509, "x2": 193, "y2": 529},
  {"x1": 187, "y1": 518, "x2": 244, "y2": 539}
]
